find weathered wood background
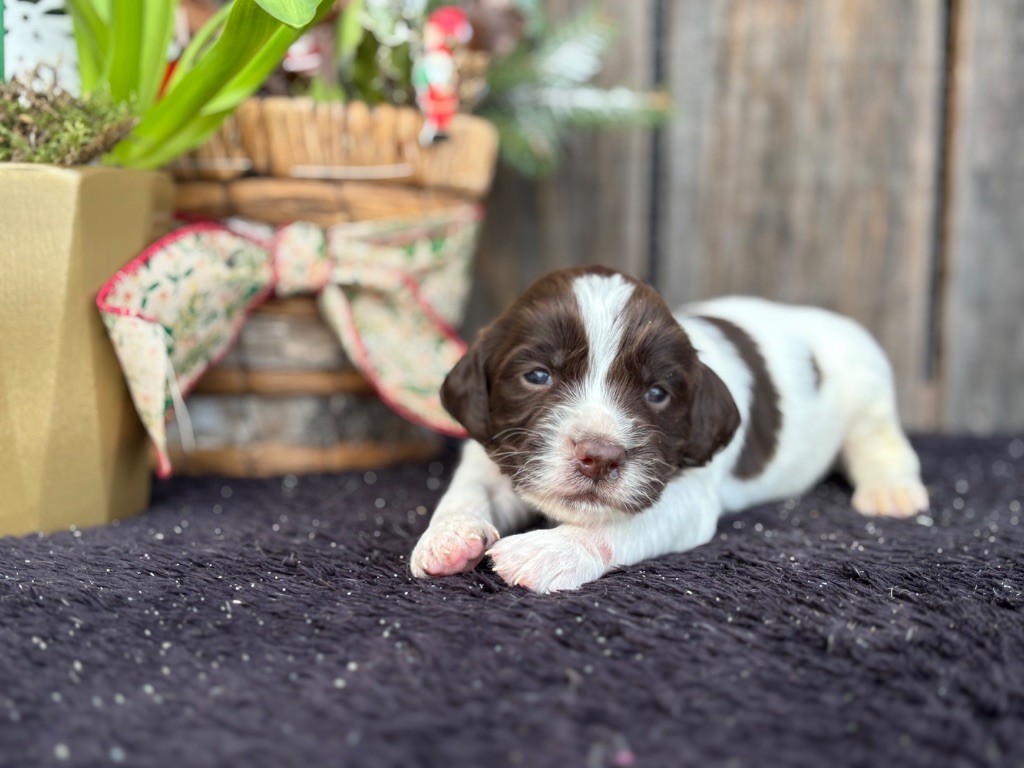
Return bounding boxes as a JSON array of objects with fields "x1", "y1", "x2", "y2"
[{"x1": 468, "y1": 0, "x2": 1024, "y2": 433}]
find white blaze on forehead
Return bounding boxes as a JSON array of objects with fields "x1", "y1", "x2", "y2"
[
  {"x1": 571, "y1": 273, "x2": 635, "y2": 434},
  {"x1": 522, "y1": 273, "x2": 647, "y2": 521}
]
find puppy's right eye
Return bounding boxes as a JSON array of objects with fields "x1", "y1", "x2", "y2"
[
  {"x1": 645, "y1": 385, "x2": 669, "y2": 407},
  {"x1": 523, "y1": 369, "x2": 552, "y2": 386}
]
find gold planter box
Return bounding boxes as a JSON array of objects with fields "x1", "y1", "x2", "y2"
[{"x1": 0, "y1": 165, "x2": 174, "y2": 536}]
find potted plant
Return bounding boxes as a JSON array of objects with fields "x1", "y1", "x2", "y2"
[
  {"x1": 0, "y1": 0, "x2": 334, "y2": 535},
  {"x1": 156, "y1": 1, "x2": 667, "y2": 478}
]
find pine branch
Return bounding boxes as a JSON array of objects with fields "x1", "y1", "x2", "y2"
[
  {"x1": 485, "y1": 46, "x2": 541, "y2": 94},
  {"x1": 533, "y1": 4, "x2": 616, "y2": 86},
  {"x1": 513, "y1": 85, "x2": 672, "y2": 128},
  {"x1": 481, "y1": 109, "x2": 563, "y2": 177}
]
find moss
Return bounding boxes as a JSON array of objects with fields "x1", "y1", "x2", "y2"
[{"x1": 0, "y1": 72, "x2": 136, "y2": 166}]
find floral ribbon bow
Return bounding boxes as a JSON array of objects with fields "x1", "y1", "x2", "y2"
[{"x1": 97, "y1": 206, "x2": 480, "y2": 478}]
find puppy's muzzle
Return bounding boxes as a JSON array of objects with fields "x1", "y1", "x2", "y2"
[{"x1": 573, "y1": 439, "x2": 626, "y2": 481}]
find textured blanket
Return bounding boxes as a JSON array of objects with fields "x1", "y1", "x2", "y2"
[{"x1": 0, "y1": 435, "x2": 1021, "y2": 767}]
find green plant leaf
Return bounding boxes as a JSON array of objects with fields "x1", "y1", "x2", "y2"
[
  {"x1": 106, "y1": 0, "x2": 143, "y2": 101},
  {"x1": 137, "y1": 0, "x2": 177, "y2": 110},
  {"x1": 254, "y1": 0, "x2": 322, "y2": 28},
  {"x1": 203, "y1": 0, "x2": 335, "y2": 115},
  {"x1": 308, "y1": 75, "x2": 345, "y2": 103},
  {"x1": 65, "y1": 0, "x2": 110, "y2": 94},
  {"x1": 166, "y1": 2, "x2": 233, "y2": 94},
  {"x1": 70, "y1": 27, "x2": 102, "y2": 93},
  {"x1": 109, "y1": 1, "x2": 281, "y2": 165},
  {"x1": 201, "y1": 24, "x2": 303, "y2": 115},
  {"x1": 112, "y1": 0, "x2": 334, "y2": 167},
  {"x1": 335, "y1": 0, "x2": 365, "y2": 67},
  {"x1": 122, "y1": 111, "x2": 227, "y2": 170},
  {"x1": 92, "y1": 0, "x2": 112, "y2": 23}
]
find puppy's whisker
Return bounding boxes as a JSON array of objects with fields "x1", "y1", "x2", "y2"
[{"x1": 490, "y1": 426, "x2": 545, "y2": 443}]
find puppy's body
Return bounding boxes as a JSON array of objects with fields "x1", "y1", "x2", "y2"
[
  {"x1": 412, "y1": 269, "x2": 927, "y2": 592},
  {"x1": 682, "y1": 296, "x2": 914, "y2": 514}
]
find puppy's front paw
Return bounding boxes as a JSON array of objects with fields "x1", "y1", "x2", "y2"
[
  {"x1": 852, "y1": 477, "x2": 929, "y2": 518},
  {"x1": 410, "y1": 518, "x2": 500, "y2": 579},
  {"x1": 487, "y1": 528, "x2": 611, "y2": 593}
]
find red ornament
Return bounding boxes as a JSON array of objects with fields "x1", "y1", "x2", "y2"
[{"x1": 415, "y1": 6, "x2": 474, "y2": 144}]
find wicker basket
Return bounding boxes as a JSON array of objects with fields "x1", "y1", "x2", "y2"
[
  {"x1": 166, "y1": 98, "x2": 498, "y2": 477},
  {"x1": 173, "y1": 97, "x2": 498, "y2": 223}
]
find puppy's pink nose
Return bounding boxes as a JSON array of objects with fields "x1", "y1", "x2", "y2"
[{"x1": 574, "y1": 439, "x2": 626, "y2": 481}]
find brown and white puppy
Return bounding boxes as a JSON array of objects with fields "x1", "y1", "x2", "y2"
[{"x1": 411, "y1": 267, "x2": 928, "y2": 592}]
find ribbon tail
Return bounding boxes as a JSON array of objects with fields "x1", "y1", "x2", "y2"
[
  {"x1": 95, "y1": 222, "x2": 275, "y2": 478},
  {"x1": 319, "y1": 282, "x2": 468, "y2": 438},
  {"x1": 98, "y1": 314, "x2": 176, "y2": 478}
]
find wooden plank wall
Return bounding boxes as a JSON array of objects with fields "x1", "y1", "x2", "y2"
[
  {"x1": 470, "y1": 0, "x2": 1024, "y2": 432},
  {"x1": 465, "y1": 0, "x2": 656, "y2": 330},
  {"x1": 658, "y1": 1, "x2": 944, "y2": 428},
  {"x1": 941, "y1": 0, "x2": 1024, "y2": 432}
]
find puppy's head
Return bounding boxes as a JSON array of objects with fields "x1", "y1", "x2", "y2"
[{"x1": 442, "y1": 267, "x2": 739, "y2": 523}]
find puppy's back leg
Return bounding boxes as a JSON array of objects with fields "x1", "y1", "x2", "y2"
[
  {"x1": 841, "y1": 394, "x2": 928, "y2": 518},
  {"x1": 411, "y1": 441, "x2": 533, "y2": 579}
]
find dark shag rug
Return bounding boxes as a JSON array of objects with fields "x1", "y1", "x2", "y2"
[{"x1": 1, "y1": 435, "x2": 1023, "y2": 768}]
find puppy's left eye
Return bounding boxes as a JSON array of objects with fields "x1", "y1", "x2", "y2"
[
  {"x1": 645, "y1": 385, "x2": 669, "y2": 407},
  {"x1": 524, "y1": 369, "x2": 552, "y2": 386}
]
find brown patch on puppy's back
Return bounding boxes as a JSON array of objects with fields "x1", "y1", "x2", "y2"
[{"x1": 698, "y1": 316, "x2": 782, "y2": 479}]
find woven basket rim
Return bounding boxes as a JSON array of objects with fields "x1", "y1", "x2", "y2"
[{"x1": 170, "y1": 96, "x2": 499, "y2": 198}]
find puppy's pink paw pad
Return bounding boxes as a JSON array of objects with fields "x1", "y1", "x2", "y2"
[
  {"x1": 410, "y1": 521, "x2": 499, "y2": 579},
  {"x1": 423, "y1": 536, "x2": 486, "y2": 576}
]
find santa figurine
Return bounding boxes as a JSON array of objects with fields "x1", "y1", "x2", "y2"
[{"x1": 413, "y1": 6, "x2": 473, "y2": 145}]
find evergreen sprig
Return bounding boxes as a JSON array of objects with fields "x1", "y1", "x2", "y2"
[{"x1": 480, "y1": 4, "x2": 671, "y2": 177}]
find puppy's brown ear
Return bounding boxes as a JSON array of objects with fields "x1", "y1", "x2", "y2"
[
  {"x1": 440, "y1": 333, "x2": 494, "y2": 443},
  {"x1": 678, "y1": 363, "x2": 740, "y2": 468}
]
